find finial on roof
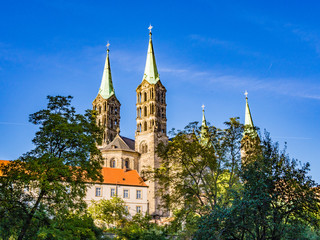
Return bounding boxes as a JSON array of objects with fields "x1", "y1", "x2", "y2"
[
  {"x1": 116, "y1": 127, "x2": 120, "y2": 135},
  {"x1": 202, "y1": 104, "x2": 205, "y2": 111},
  {"x1": 244, "y1": 90, "x2": 248, "y2": 99},
  {"x1": 106, "y1": 42, "x2": 110, "y2": 52},
  {"x1": 148, "y1": 24, "x2": 153, "y2": 33}
]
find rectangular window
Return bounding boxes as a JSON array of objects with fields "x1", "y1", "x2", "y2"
[
  {"x1": 136, "y1": 206, "x2": 141, "y2": 213},
  {"x1": 111, "y1": 188, "x2": 115, "y2": 197},
  {"x1": 136, "y1": 190, "x2": 142, "y2": 199},
  {"x1": 123, "y1": 189, "x2": 129, "y2": 198},
  {"x1": 95, "y1": 187, "x2": 102, "y2": 197}
]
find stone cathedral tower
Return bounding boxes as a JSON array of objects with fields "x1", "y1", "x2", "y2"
[
  {"x1": 92, "y1": 45, "x2": 121, "y2": 147},
  {"x1": 135, "y1": 27, "x2": 168, "y2": 215},
  {"x1": 241, "y1": 92, "x2": 260, "y2": 162}
]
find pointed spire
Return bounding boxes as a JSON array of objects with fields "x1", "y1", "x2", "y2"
[
  {"x1": 201, "y1": 104, "x2": 208, "y2": 129},
  {"x1": 142, "y1": 24, "x2": 160, "y2": 84},
  {"x1": 244, "y1": 91, "x2": 254, "y2": 127},
  {"x1": 200, "y1": 105, "x2": 209, "y2": 146},
  {"x1": 243, "y1": 91, "x2": 258, "y2": 137},
  {"x1": 99, "y1": 43, "x2": 115, "y2": 99}
]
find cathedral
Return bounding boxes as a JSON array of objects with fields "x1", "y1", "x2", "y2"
[
  {"x1": 90, "y1": 26, "x2": 256, "y2": 217},
  {"x1": 92, "y1": 26, "x2": 168, "y2": 216}
]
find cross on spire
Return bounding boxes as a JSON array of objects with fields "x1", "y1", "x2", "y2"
[{"x1": 148, "y1": 24, "x2": 153, "y2": 33}]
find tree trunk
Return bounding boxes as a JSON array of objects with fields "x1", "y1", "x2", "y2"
[{"x1": 17, "y1": 190, "x2": 45, "y2": 240}]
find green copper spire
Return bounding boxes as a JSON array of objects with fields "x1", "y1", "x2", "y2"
[
  {"x1": 99, "y1": 43, "x2": 115, "y2": 99},
  {"x1": 244, "y1": 91, "x2": 254, "y2": 127},
  {"x1": 142, "y1": 25, "x2": 160, "y2": 84},
  {"x1": 244, "y1": 91, "x2": 258, "y2": 137},
  {"x1": 200, "y1": 105, "x2": 209, "y2": 146}
]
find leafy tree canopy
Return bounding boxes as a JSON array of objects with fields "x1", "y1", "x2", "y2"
[
  {"x1": 0, "y1": 95, "x2": 103, "y2": 240},
  {"x1": 194, "y1": 131, "x2": 320, "y2": 240}
]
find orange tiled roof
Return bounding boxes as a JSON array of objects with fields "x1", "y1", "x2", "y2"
[
  {"x1": 100, "y1": 167, "x2": 147, "y2": 187},
  {"x1": 0, "y1": 160, "x2": 147, "y2": 187}
]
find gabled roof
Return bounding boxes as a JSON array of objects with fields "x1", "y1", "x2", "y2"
[
  {"x1": 103, "y1": 134, "x2": 135, "y2": 152},
  {"x1": 101, "y1": 167, "x2": 147, "y2": 187},
  {"x1": 121, "y1": 136, "x2": 135, "y2": 151}
]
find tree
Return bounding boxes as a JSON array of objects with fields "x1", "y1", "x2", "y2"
[
  {"x1": 194, "y1": 131, "x2": 320, "y2": 240},
  {"x1": 113, "y1": 213, "x2": 167, "y2": 240},
  {"x1": 88, "y1": 196, "x2": 129, "y2": 228},
  {"x1": 0, "y1": 96, "x2": 103, "y2": 240},
  {"x1": 37, "y1": 211, "x2": 103, "y2": 240},
  {"x1": 148, "y1": 118, "x2": 243, "y2": 236}
]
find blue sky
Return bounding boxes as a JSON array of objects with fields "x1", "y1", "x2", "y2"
[{"x1": 1, "y1": 0, "x2": 320, "y2": 182}]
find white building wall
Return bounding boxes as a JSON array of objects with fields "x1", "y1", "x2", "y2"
[{"x1": 85, "y1": 184, "x2": 148, "y2": 216}]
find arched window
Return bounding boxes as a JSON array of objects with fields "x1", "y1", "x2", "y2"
[
  {"x1": 125, "y1": 159, "x2": 129, "y2": 168},
  {"x1": 151, "y1": 104, "x2": 154, "y2": 114},
  {"x1": 138, "y1": 93, "x2": 141, "y2": 103},
  {"x1": 110, "y1": 159, "x2": 116, "y2": 168},
  {"x1": 98, "y1": 119, "x2": 101, "y2": 126},
  {"x1": 151, "y1": 89, "x2": 154, "y2": 99},
  {"x1": 138, "y1": 124, "x2": 141, "y2": 132},
  {"x1": 104, "y1": 103, "x2": 107, "y2": 112},
  {"x1": 140, "y1": 142, "x2": 148, "y2": 153},
  {"x1": 110, "y1": 120, "x2": 113, "y2": 129},
  {"x1": 144, "y1": 92, "x2": 147, "y2": 102},
  {"x1": 103, "y1": 116, "x2": 106, "y2": 126},
  {"x1": 144, "y1": 106, "x2": 147, "y2": 117},
  {"x1": 115, "y1": 107, "x2": 118, "y2": 114},
  {"x1": 144, "y1": 122, "x2": 147, "y2": 131},
  {"x1": 110, "y1": 106, "x2": 113, "y2": 114},
  {"x1": 139, "y1": 108, "x2": 142, "y2": 118},
  {"x1": 99, "y1": 106, "x2": 101, "y2": 114}
]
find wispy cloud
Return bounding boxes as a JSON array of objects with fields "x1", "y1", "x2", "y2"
[
  {"x1": 290, "y1": 25, "x2": 320, "y2": 56},
  {"x1": 189, "y1": 34, "x2": 261, "y2": 57},
  {"x1": 157, "y1": 64, "x2": 320, "y2": 100}
]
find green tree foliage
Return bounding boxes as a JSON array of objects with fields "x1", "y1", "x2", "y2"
[
  {"x1": 0, "y1": 96, "x2": 103, "y2": 240},
  {"x1": 114, "y1": 213, "x2": 167, "y2": 240},
  {"x1": 37, "y1": 211, "x2": 103, "y2": 240},
  {"x1": 149, "y1": 118, "x2": 243, "y2": 236},
  {"x1": 88, "y1": 196, "x2": 129, "y2": 228},
  {"x1": 194, "y1": 132, "x2": 320, "y2": 240}
]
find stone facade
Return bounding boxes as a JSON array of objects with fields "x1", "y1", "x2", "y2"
[
  {"x1": 92, "y1": 94, "x2": 120, "y2": 146},
  {"x1": 91, "y1": 30, "x2": 168, "y2": 216}
]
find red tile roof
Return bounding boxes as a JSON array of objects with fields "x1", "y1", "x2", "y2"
[
  {"x1": 100, "y1": 167, "x2": 147, "y2": 187},
  {"x1": 0, "y1": 160, "x2": 147, "y2": 187}
]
